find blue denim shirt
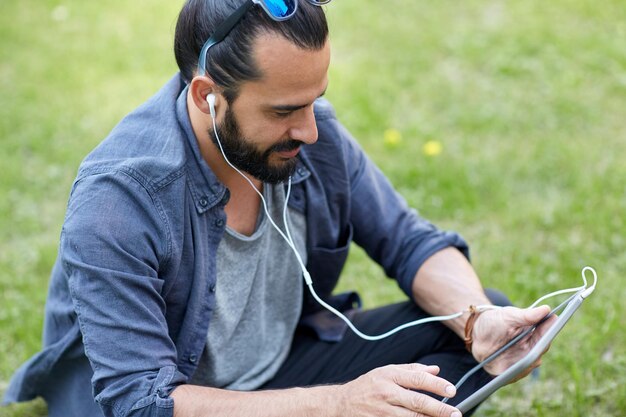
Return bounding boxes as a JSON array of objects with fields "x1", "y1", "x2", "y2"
[{"x1": 4, "y1": 74, "x2": 468, "y2": 416}]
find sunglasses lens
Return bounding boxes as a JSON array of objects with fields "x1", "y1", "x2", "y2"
[{"x1": 263, "y1": 0, "x2": 296, "y2": 19}]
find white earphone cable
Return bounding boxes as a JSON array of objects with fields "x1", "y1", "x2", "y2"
[{"x1": 209, "y1": 106, "x2": 596, "y2": 341}]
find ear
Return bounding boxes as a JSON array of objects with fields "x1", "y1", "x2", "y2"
[{"x1": 189, "y1": 75, "x2": 222, "y2": 115}]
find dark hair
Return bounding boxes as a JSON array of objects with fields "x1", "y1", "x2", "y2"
[{"x1": 174, "y1": 0, "x2": 328, "y2": 102}]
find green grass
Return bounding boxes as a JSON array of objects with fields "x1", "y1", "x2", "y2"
[{"x1": 1, "y1": 0, "x2": 625, "y2": 416}]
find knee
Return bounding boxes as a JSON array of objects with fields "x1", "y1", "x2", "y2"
[{"x1": 484, "y1": 288, "x2": 513, "y2": 307}]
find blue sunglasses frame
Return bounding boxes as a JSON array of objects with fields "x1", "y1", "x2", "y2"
[{"x1": 197, "y1": 0, "x2": 330, "y2": 76}]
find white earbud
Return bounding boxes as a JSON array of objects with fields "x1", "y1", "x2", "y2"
[{"x1": 207, "y1": 93, "x2": 216, "y2": 119}]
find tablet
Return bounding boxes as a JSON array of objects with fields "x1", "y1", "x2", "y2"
[{"x1": 455, "y1": 291, "x2": 587, "y2": 414}]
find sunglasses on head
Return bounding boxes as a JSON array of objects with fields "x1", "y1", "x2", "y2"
[{"x1": 197, "y1": 0, "x2": 331, "y2": 76}]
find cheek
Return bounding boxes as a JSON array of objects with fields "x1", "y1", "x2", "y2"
[
  {"x1": 234, "y1": 104, "x2": 292, "y2": 146},
  {"x1": 249, "y1": 119, "x2": 292, "y2": 146}
]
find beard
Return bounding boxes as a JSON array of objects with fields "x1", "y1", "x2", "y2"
[{"x1": 209, "y1": 107, "x2": 302, "y2": 184}]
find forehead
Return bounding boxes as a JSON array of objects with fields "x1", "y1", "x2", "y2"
[{"x1": 236, "y1": 33, "x2": 330, "y2": 104}]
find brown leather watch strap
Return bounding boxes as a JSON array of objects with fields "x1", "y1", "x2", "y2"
[{"x1": 464, "y1": 305, "x2": 483, "y2": 353}]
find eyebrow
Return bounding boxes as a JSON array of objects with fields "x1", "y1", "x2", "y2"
[{"x1": 269, "y1": 87, "x2": 327, "y2": 112}]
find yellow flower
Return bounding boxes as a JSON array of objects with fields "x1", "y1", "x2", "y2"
[
  {"x1": 383, "y1": 128, "x2": 402, "y2": 147},
  {"x1": 423, "y1": 140, "x2": 443, "y2": 157}
]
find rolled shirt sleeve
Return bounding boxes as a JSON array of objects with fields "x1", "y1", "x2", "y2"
[
  {"x1": 337, "y1": 121, "x2": 470, "y2": 299},
  {"x1": 61, "y1": 170, "x2": 186, "y2": 416}
]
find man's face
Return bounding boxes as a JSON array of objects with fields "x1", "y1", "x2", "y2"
[
  {"x1": 210, "y1": 105, "x2": 304, "y2": 184},
  {"x1": 210, "y1": 33, "x2": 331, "y2": 184}
]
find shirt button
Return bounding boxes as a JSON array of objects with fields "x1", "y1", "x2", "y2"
[
  {"x1": 215, "y1": 218, "x2": 225, "y2": 227},
  {"x1": 189, "y1": 354, "x2": 197, "y2": 364},
  {"x1": 199, "y1": 197, "x2": 209, "y2": 207},
  {"x1": 209, "y1": 284, "x2": 216, "y2": 293}
]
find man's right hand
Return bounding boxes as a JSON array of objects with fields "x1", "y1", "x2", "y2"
[
  {"x1": 172, "y1": 363, "x2": 461, "y2": 417},
  {"x1": 335, "y1": 363, "x2": 462, "y2": 417}
]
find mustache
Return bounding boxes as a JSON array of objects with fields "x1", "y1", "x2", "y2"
[{"x1": 268, "y1": 139, "x2": 304, "y2": 153}]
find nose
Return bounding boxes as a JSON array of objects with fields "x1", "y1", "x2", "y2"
[{"x1": 288, "y1": 105, "x2": 318, "y2": 145}]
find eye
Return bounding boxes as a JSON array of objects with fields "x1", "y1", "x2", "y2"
[{"x1": 274, "y1": 111, "x2": 293, "y2": 119}]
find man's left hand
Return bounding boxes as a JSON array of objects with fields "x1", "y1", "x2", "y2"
[{"x1": 470, "y1": 305, "x2": 557, "y2": 382}]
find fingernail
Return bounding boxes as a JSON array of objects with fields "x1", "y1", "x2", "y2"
[
  {"x1": 451, "y1": 411, "x2": 462, "y2": 417},
  {"x1": 446, "y1": 385, "x2": 456, "y2": 396}
]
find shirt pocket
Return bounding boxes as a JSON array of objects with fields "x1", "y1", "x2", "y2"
[{"x1": 304, "y1": 223, "x2": 353, "y2": 308}]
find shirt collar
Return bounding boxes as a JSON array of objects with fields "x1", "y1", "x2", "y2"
[{"x1": 176, "y1": 81, "x2": 227, "y2": 214}]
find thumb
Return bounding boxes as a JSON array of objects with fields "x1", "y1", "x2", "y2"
[{"x1": 521, "y1": 305, "x2": 551, "y2": 325}]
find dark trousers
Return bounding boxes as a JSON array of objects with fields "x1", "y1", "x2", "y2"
[{"x1": 263, "y1": 290, "x2": 511, "y2": 415}]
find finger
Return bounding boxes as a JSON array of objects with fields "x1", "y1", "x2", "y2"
[
  {"x1": 393, "y1": 368, "x2": 457, "y2": 398},
  {"x1": 392, "y1": 390, "x2": 461, "y2": 417},
  {"x1": 508, "y1": 366, "x2": 532, "y2": 384},
  {"x1": 527, "y1": 313, "x2": 559, "y2": 348},
  {"x1": 541, "y1": 341, "x2": 552, "y2": 355},
  {"x1": 388, "y1": 405, "x2": 430, "y2": 417},
  {"x1": 389, "y1": 363, "x2": 441, "y2": 376},
  {"x1": 509, "y1": 356, "x2": 543, "y2": 384},
  {"x1": 534, "y1": 313, "x2": 559, "y2": 335},
  {"x1": 523, "y1": 305, "x2": 552, "y2": 324},
  {"x1": 511, "y1": 357, "x2": 540, "y2": 382}
]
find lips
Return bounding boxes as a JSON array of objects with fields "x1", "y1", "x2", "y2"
[{"x1": 276, "y1": 147, "x2": 301, "y2": 158}]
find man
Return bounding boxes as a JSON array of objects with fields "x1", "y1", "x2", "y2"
[{"x1": 3, "y1": 1, "x2": 554, "y2": 416}]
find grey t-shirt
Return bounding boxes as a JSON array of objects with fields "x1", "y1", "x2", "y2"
[{"x1": 190, "y1": 182, "x2": 307, "y2": 390}]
